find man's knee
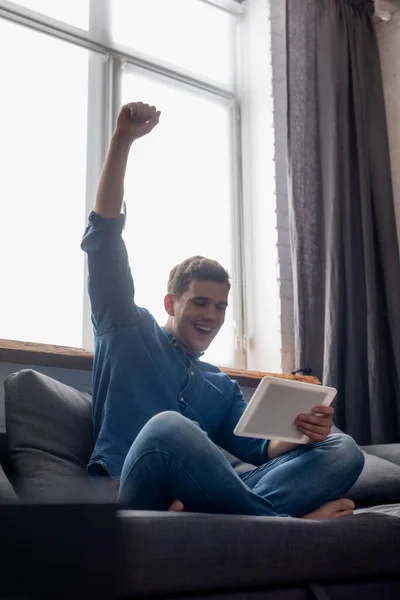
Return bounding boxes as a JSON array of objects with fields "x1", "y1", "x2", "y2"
[
  {"x1": 324, "y1": 433, "x2": 365, "y2": 480},
  {"x1": 136, "y1": 411, "x2": 200, "y2": 450}
]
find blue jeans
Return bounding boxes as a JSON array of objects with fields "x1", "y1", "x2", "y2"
[{"x1": 118, "y1": 411, "x2": 365, "y2": 517}]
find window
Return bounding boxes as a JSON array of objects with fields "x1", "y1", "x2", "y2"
[
  {"x1": 7, "y1": 0, "x2": 90, "y2": 29},
  {"x1": 0, "y1": 0, "x2": 245, "y2": 368},
  {"x1": 111, "y1": 0, "x2": 234, "y2": 85},
  {"x1": 0, "y1": 18, "x2": 91, "y2": 347},
  {"x1": 121, "y1": 66, "x2": 235, "y2": 366}
]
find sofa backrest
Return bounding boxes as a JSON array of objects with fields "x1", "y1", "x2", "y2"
[
  {"x1": 3, "y1": 368, "x2": 400, "y2": 508},
  {"x1": 4, "y1": 369, "x2": 93, "y2": 500}
]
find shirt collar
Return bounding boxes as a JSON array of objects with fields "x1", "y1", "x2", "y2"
[{"x1": 161, "y1": 327, "x2": 204, "y2": 360}]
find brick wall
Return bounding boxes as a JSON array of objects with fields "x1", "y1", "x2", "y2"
[{"x1": 270, "y1": 0, "x2": 295, "y2": 373}]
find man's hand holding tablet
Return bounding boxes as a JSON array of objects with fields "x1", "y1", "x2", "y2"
[
  {"x1": 234, "y1": 377, "x2": 337, "y2": 459},
  {"x1": 268, "y1": 405, "x2": 335, "y2": 459},
  {"x1": 295, "y1": 405, "x2": 335, "y2": 442}
]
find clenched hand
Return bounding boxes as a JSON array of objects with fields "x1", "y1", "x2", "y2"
[{"x1": 115, "y1": 101, "x2": 161, "y2": 143}]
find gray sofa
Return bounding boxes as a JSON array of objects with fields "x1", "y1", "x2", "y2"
[{"x1": 1, "y1": 369, "x2": 400, "y2": 599}]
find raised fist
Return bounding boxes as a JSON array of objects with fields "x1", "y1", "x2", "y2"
[{"x1": 115, "y1": 102, "x2": 160, "y2": 142}]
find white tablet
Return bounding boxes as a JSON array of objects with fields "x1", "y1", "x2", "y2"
[{"x1": 234, "y1": 377, "x2": 337, "y2": 444}]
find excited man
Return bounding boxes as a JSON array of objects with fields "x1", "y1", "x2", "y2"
[{"x1": 81, "y1": 101, "x2": 364, "y2": 519}]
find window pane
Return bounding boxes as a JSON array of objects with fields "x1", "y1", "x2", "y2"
[
  {"x1": 10, "y1": 0, "x2": 89, "y2": 29},
  {"x1": 0, "y1": 20, "x2": 90, "y2": 347},
  {"x1": 121, "y1": 68, "x2": 236, "y2": 366},
  {"x1": 112, "y1": 0, "x2": 234, "y2": 85}
]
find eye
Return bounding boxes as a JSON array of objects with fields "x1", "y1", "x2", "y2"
[
  {"x1": 193, "y1": 298, "x2": 206, "y2": 307},
  {"x1": 216, "y1": 304, "x2": 227, "y2": 312}
]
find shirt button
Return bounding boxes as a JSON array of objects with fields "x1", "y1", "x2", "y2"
[
  {"x1": 180, "y1": 397, "x2": 184, "y2": 402},
  {"x1": 191, "y1": 371, "x2": 195, "y2": 376}
]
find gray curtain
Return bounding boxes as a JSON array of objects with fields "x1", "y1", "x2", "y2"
[{"x1": 286, "y1": 0, "x2": 400, "y2": 445}]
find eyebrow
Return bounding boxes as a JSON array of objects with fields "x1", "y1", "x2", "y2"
[{"x1": 192, "y1": 296, "x2": 228, "y2": 307}]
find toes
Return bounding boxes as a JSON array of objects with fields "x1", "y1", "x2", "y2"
[
  {"x1": 333, "y1": 498, "x2": 354, "y2": 512},
  {"x1": 334, "y1": 509, "x2": 354, "y2": 518},
  {"x1": 340, "y1": 498, "x2": 355, "y2": 511},
  {"x1": 168, "y1": 499, "x2": 184, "y2": 512}
]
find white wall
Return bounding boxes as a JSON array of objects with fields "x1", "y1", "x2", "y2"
[{"x1": 375, "y1": 11, "x2": 400, "y2": 247}]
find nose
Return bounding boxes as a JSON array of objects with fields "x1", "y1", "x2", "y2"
[{"x1": 202, "y1": 306, "x2": 218, "y2": 323}]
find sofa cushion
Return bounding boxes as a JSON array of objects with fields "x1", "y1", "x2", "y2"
[
  {"x1": 346, "y1": 452, "x2": 400, "y2": 506},
  {"x1": 355, "y1": 503, "x2": 400, "y2": 517},
  {"x1": 118, "y1": 511, "x2": 400, "y2": 597},
  {"x1": 5, "y1": 369, "x2": 93, "y2": 499},
  {"x1": 364, "y1": 443, "x2": 400, "y2": 468}
]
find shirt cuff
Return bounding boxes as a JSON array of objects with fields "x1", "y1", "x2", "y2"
[{"x1": 88, "y1": 211, "x2": 126, "y2": 234}]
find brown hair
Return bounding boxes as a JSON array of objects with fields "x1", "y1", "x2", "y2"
[{"x1": 167, "y1": 256, "x2": 231, "y2": 299}]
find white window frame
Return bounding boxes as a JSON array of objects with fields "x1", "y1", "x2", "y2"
[
  {"x1": 0, "y1": 0, "x2": 248, "y2": 369},
  {"x1": 237, "y1": 0, "x2": 283, "y2": 373}
]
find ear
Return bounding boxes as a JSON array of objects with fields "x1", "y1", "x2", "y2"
[{"x1": 164, "y1": 293, "x2": 176, "y2": 316}]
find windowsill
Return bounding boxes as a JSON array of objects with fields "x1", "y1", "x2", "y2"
[
  {"x1": 0, "y1": 339, "x2": 320, "y2": 388},
  {"x1": 0, "y1": 339, "x2": 94, "y2": 371}
]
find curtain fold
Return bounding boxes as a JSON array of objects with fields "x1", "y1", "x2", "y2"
[{"x1": 287, "y1": 0, "x2": 400, "y2": 444}]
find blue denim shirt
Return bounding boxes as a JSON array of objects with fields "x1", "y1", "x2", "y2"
[{"x1": 81, "y1": 211, "x2": 269, "y2": 479}]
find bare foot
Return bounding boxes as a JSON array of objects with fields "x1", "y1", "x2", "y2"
[
  {"x1": 303, "y1": 498, "x2": 355, "y2": 520},
  {"x1": 168, "y1": 499, "x2": 184, "y2": 512}
]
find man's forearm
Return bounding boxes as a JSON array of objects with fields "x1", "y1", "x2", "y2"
[
  {"x1": 94, "y1": 132, "x2": 133, "y2": 219},
  {"x1": 94, "y1": 102, "x2": 160, "y2": 218},
  {"x1": 268, "y1": 440, "x2": 302, "y2": 460}
]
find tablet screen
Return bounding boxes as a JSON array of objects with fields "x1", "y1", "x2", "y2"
[
  {"x1": 245, "y1": 380, "x2": 324, "y2": 441},
  {"x1": 234, "y1": 377, "x2": 337, "y2": 444}
]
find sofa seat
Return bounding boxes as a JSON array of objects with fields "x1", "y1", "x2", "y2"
[{"x1": 117, "y1": 510, "x2": 400, "y2": 598}]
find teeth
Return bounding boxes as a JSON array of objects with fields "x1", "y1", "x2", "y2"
[{"x1": 196, "y1": 325, "x2": 212, "y2": 332}]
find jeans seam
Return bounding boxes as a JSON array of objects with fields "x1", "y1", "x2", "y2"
[{"x1": 120, "y1": 449, "x2": 234, "y2": 513}]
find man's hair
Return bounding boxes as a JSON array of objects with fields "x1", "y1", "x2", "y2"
[{"x1": 167, "y1": 256, "x2": 231, "y2": 299}]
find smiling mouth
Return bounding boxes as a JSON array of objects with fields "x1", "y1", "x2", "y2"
[{"x1": 193, "y1": 324, "x2": 213, "y2": 335}]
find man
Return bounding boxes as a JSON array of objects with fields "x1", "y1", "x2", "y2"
[{"x1": 82, "y1": 101, "x2": 364, "y2": 519}]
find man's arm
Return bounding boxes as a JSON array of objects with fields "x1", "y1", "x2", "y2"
[
  {"x1": 267, "y1": 440, "x2": 302, "y2": 459},
  {"x1": 95, "y1": 102, "x2": 160, "y2": 218},
  {"x1": 81, "y1": 102, "x2": 160, "y2": 333}
]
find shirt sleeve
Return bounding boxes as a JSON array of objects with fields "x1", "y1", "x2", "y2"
[
  {"x1": 81, "y1": 211, "x2": 140, "y2": 334},
  {"x1": 214, "y1": 382, "x2": 270, "y2": 466}
]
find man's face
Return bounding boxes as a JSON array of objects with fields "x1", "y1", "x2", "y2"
[{"x1": 164, "y1": 279, "x2": 229, "y2": 354}]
